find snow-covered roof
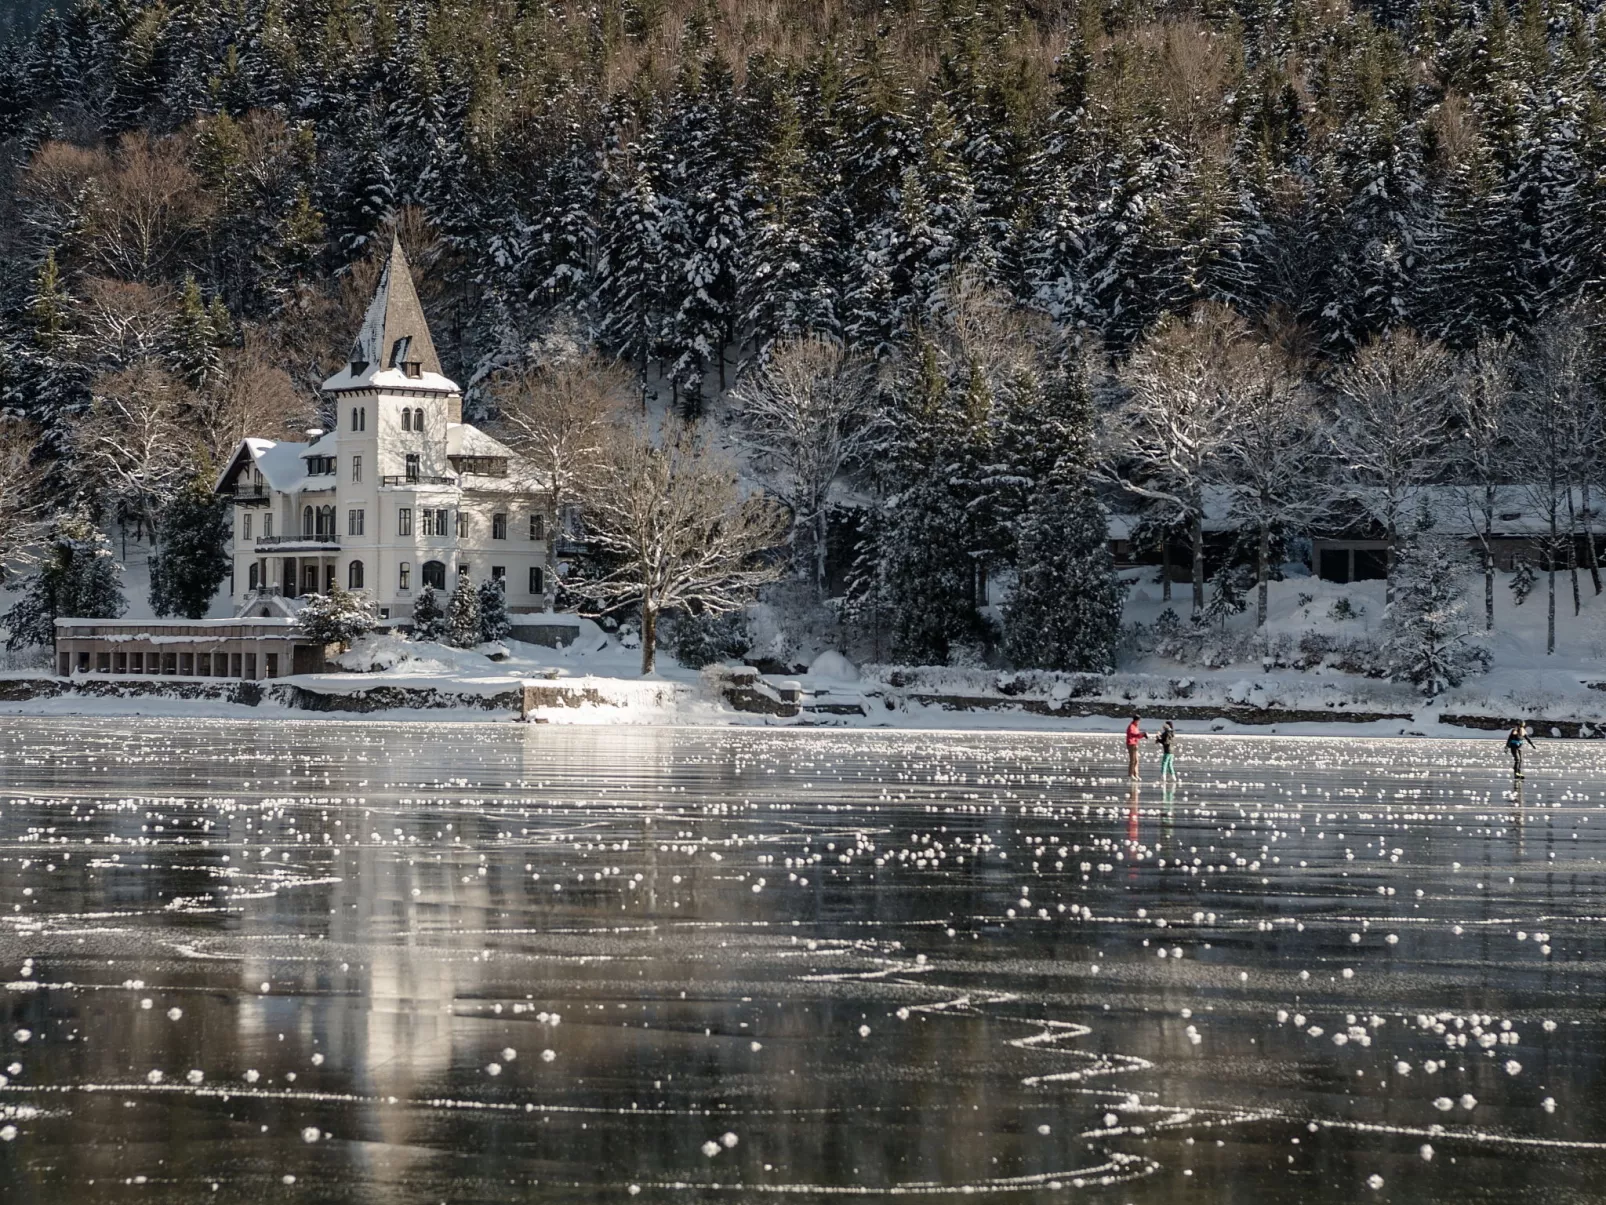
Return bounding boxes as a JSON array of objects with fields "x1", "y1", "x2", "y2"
[
  {"x1": 1106, "y1": 483, "x2": 1606, "y2": 541},
  {"x1": 213, "y1": 437, "x2": 313, "y2": 495},
  {"x1": 448, "y1": 423, "x2": 515, "y2": 459},
  {"x1": 321, "y1": 234, "x2": 460, "y2": 395}
]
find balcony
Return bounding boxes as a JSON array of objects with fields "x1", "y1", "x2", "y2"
[
  {"x1": 381, "y1": 474, "x2": 457, "y2": 487},
  {"x1": 256, "y1": 534, "x2": 341, "y2": 550},
  {"x1": 223, "y1": 484, "x2": 271, "y2": 505}
]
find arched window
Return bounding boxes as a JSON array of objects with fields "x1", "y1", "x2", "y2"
[
  {"x1": 350, "y1": 406, "x2": 357, "y2": 431},
  {"x1": 302, "y1": 505, "x2": 314, "y2": 536},
  {"x1": 421, "y1": 560, "x2": 446, "y2": 590},
  {"x1": 317, "y1": 506, "x2": 335, "y2": 536},
  {"x1": 414, "y1": 407, "x2": 425, "y2": 431},
  {"x1": 360, "y1": 407, "x2": 366, "y2": 431},
  {"x1": 348, "y1": 560, "x2": 364, "y2": 590},
  {"x1": 402, "y1": 408, "x2": 412, "y2": 432}
]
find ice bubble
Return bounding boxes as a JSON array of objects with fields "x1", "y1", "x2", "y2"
[
  {"x1": 1504, "y1": 1060, "x2": 1522, "y2": 1076},
  {"x1": 486, "y1": 1063, "x2": 502, "y2": 1076},
  {"x1": 1543, "y1": 1097, "x2": 1557, "y2": 1113},
  {"x1": 1419, "y1": 1144, "x2": 1434, "y2": 1162},
  {"x1": 750, "y1": 1041, "x2": 763, "y2": 1052},
  {"x1": 858, "y1": 1025, "x2": 871, "y2": 1037},
  {"x1": 1367, "y1": 1174, "x2": 1384, "y2": 1190},
  {"x1": 1299, "y1": 970, "x2": 1310, "y2": 981},
  {"x1": 1104, "y1": 1113, "x2": 1119, "y2": 1128},
  {"x1": 0, "y1": 1126, "x2": 14, "y2": 1142},
  {"x1": 12, "y1": 1030, "x2": 29, "y2": 1044},
  {"x1": 186, "y1": 1069, "x2": 203, "y2": 1084},
  {"x1": 147, "y1": 1070, "x2": 163, "y2": 1084},
  {"x1": 541, "y1": 1049, "x2": 556, "y2": 1063},
  {"x1": 167, "y1": 1008, "x2": 183, "y2": 1021},
  {"x1": 1395, "y1": 1061, "x2": 1411, "y2": 1075},
  {"x1": 701, "y1": 1140, "x2": 721, "y2": 1158},
  {"x1": 1037, "y1": 1124, "x2": 1052, "y2": 1135},
  {"x1": 311, "y1": 1053, "x2": 324, "y2": 1066},
  {"x1": 503, "y1": 1048, "x2": 517, "y2": 1061},
  {"x1": 1342, "y1": 968, "x2": 1355, "y2": 980},
  {"x1": 140, "y1": 999, "x2": 152, "y2": 1010},
  {"x1": 302, "y1": 1127, "x2": 320, "y2": 1143},
  {"x1": 721, "y1": 1132, "x2": 739, "y2": 1149},
  {"x1": 628, "y1": 1187, "x2": 640, "y2": 1196},
  {"x1": 282, "y1": 1175, "x2": 295, "y2": 1186},
  {"x1": 1433, "y1": 1097, "x2": 1454, "y2": 1111},
  {"x1": 244, "y1": 1069, "x2": 259, "y2": 1083},
  {"x1": 1459, "y1": 1094, "x2": 1478, "y2": 1110}
]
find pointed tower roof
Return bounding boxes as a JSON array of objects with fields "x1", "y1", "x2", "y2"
[{"x1": 322, "y1": 234, "x2": 457, "y2": 393}]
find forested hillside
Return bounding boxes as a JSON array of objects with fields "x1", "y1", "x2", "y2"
[{"x1": 0, "y1": 0, "x2": 1603, "y2": 671}]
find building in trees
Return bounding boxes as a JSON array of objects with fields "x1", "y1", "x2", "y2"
[{"x1": 212, "y1": 237, "x2": 553, "y2": 630}]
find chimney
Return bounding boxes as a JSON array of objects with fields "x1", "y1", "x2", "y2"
[{"x1": 447, "y1": 395, "x2": 462, "y2": 424}]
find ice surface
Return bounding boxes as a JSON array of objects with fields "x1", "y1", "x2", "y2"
[{"x1": 0, "y1": 720, "x2": 1602, "y2": 1202}]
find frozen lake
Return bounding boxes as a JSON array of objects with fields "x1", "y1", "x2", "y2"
[{"x1": 0, "y1": 718, "x2": 1603, "y2": 1203}]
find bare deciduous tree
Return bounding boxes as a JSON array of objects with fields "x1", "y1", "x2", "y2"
[
  {"x1": 571, "y1": 419, "x2": 789, "y2": 674},
  {"x1": 1451, "y1": 336, "x2": 1518, "y2": 630},
  {"x1": 491, "y1": 351, "x2": 635, "y2": 606},
  {"x1": 1110, "y1": 304, "x2": 1243, "y2": 616},
  {"x1": 1214, "y1": 336, "x2": 1320, "y2": 626},
  {"x1": 0, "y1": 416, "x2": 47, "y2": 578},
  {"x1": 1517, "y1": 313, "x2": 1599, "y2": 655},
  {"x1": 1328, "y1": 329, "x2": 1452, "y2": 599},
  {"x1": 193, "y1": 335, "x2": 314, "y2": 466},
  {"x1": 73, "y1": 360, "x2": 196, "y2": 541},
  {"x1": 731, "y1": 336, "x2": 880, "y2": 594}
]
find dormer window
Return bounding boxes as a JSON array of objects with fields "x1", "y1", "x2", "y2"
[
  {"x1": 350, "y1": 360, "x2": 368, "y2": 376},
  {"x1": 404, "y1": 361, "x2": 422, "y2": 379},
  {"x1": 389, "y1": 336, "x2": 412, "y2": 368}
]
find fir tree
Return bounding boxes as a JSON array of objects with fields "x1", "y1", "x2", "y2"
[
  {"x1": 297, "y1": 583, "x2": 377, "y2": 652},
  {"x1": 1002, "y1": 483, "x2": 1122, "y2": 671},
  {"x1": 1202, "y1": 562, "x2": 1248, "y2": 630},
  {"x1": 446, "y1": 577, "x2": 481, "y2": 647},
  {"x1": 1380, "y1": 525, "x2": 1490, "y2": 695},
  {"x1": 410, "y1": 583, "x2": 446, "y2": 642},
  {"x1": 476, "y1": 577, "x2": 510, "y2": 643},
  {"x1": 4, "y1": 511, "x2": 124, "y2": 649},
  {"x1": 149, "y1": 472, "x2": 230, "y2": 618}
]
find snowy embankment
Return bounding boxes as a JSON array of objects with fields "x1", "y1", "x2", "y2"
[{"x1": 7, "y1": 570, "x2": 1606, "y2": 737}]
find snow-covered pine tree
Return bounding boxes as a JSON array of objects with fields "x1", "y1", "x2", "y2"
[
  {"x1": 476, "y1": 578, "x2": 510, "y2": 643},
  {"x1": 446, "y1": 577, "x2": 481, "y2": 648},
  {"x1": 1002, "y1": 482, "x2": 1122, "y2": 671},
  {"x1": 4, "y1": 510, "x2": 124, "y2": 649},
  {"x1": 1202, "y1": 562, "x2": 1248, "y2": 630},
  {"x1": 1510, "y1": 558, "x2": 1537, "y2": 605},
  {"x1": 149, "y1": 472, "x2": 230, "y2": 619},
  {"x1": 1380, "y1": 524, "x2": 1489, "y2": 695},
  {"x1": 410, "y1": 583, "x2": 446, "y2": 642},
  {"x1": 594, "y1": 141, "x2": 667, "y2": 409},
  {"x1": 296, "y1": 584, "x2": 376, "y2": 652}
]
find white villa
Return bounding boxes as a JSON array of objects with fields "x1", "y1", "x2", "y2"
[{"x1": 214, "y1": 236, "x2": 551, "y2": 625}]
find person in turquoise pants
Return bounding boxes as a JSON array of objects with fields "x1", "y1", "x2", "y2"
[{"x1": 1155, "y1": 720, "x2": 1179, "y2": 783}]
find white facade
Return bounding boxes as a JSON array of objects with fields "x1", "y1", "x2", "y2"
[{"x1": 215, "y1": 238, "x2": 551, "y2": 624}]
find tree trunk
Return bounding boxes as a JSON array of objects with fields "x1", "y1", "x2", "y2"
[
  {"x1": 1257, "y1": 521, "x2": 1269, "y2": 627},
  {"x1": 1160, "y1": 534, "x2": 1171, "y2": 603},
  {"x1": 640, "y1": 603, "x2": 657, "y2": 675},
  {"x1": 1384, "y1": 521, "x2": 1396, "y2": 607},
  {"x1": 1568, "y1": 489, "x2": 1581, "y2": 616},
  {"x1": 815, "y1": 507, "x2": 828, "y2": 597},
  {"x1": 1483, "y1": 484, "x2": 1494, "y2": 631},
  {"x1": 1587, "y1": 482, "x2": 1602, "y2": 594},
  {"x1": 1190, "y1": 512, "x2": 1205, "y2": 617},
  {"x1": 1548, "y1": 562, "x2": 1556, "y2": 656}
]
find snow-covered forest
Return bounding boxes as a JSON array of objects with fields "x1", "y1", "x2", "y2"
[{"x1": 4, "y1": 0, "x2": 1606, "y2": 685}]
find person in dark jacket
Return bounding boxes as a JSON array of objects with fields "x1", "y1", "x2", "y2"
[
  {"x1": 1155, "y1": 720, "x2": 1179, "y2": 783},
  {"x1": 1507, "y1": 721, "x2": 1535, "y2": 778}
]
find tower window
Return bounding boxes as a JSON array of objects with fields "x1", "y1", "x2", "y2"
[{"x1": 402, "y1": 408, "x2": 412, "y2": 432}]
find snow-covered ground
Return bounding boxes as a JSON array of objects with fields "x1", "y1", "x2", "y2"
[{"x1": 6, "y1": 548, "x2": 1606, "y2": 737}]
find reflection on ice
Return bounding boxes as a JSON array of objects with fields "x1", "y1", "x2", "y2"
[{"x1": 0, "y1": 719, "x2": 1604, "y2": 1201}]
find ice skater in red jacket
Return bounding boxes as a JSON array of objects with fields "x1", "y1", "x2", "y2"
[{"x1": 1125, "y1": 714, "x2": 1148, "y2": 780}]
